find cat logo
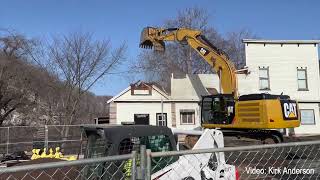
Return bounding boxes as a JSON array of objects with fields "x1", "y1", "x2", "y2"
[
  {"x1": 196, "y1": 47, "x2": 209, "y2": 56},
  {"x1": 200, "y1": 48, "x2": 207, "y2": 55},
  {"x1": 283, "y1": 102, "x2": 297, "y2": 119}
]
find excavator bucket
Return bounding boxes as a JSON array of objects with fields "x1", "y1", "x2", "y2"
[{"x1": 139, "y1": 27, "x2": 165, "y2": 51}]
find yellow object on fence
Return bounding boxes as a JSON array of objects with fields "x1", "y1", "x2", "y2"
[
  {"x1": 31, "y1": 149, "x2": 40, "y2": 160},
  {"x1": 54, "y1": 147, "x2": 63, "y2": 158},
  {"x1": 31, "y1": 147, "x2": 76, "y2": 161}
]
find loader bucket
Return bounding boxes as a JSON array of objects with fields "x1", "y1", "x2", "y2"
[{"x1": 139, "y1": 27, "x2": 165, "y2": 51}]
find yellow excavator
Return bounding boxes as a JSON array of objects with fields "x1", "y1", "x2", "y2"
[{"x1": 140, "y1": 27, "x2": 300, "y2": 143}]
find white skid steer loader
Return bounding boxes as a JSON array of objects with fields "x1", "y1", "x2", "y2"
[{"x1": 152, "y1": 129, "x2": 239, "y2": 180}]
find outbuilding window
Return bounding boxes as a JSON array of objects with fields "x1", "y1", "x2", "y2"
[
  {"x1": 156, "y1": 113, "x2": 167, "y2": 126},
  {"x1": 180, "y1": 110, "x2": 195, "y2": 125},
  {"x1": 259, "y1": 67, "x2": 270, "y2": 90},
  {"x1": 297, "y1": 68, "x2": 308, "y2": 91}
]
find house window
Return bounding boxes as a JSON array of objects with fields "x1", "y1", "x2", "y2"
[
  {"x1": 132, "y1": 89, "x2": 151, "y2": 95},
  {"x1": 259, "y1": 67, "x2": 270, "y2": 90},
  {"x1": 297, "y1": 68, "x2": 308, "y2": 90},
  {"x1": 156, "y1": 113, "x2": 167, "y2": 126},
  {"x1": 180, "y1": 110, "x2": 195, "y2": 125},
  {"x1": 134, "y1": 114, "x2": 149, "y2": 125},
  {"x1": 130, "y1": 82, "x2": 152, "y2": 95},
  {"x1": 300, "y1": 109, "x2": 315, "y2": 125}
]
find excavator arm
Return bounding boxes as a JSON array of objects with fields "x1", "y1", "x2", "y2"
[{"x1": 140, "y1": 27, "x2": 238, "y2": 98}]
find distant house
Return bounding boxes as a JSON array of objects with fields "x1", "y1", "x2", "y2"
[
  {"x1": 108, "y1": 81, "x2": 171, "y2": 126},
  {"x1": 108, "y1": 39, "x2": 320, "y2": 135},
  {"x1": 107, "y1": 78, "x2": 208, "y2": 130}
]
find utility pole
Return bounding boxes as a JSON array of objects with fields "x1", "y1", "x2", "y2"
[{"x1": 161, "y1": 98, "x2": 164, "y2": 126}]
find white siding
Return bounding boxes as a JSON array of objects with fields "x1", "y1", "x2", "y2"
[
  {"x1": 115, "y1": 102, "x2": 172, "y2": 127},
  {"x1": 171, "y1": 75, "x2": 201, "y2": 100},
  {"x1": 244, "y1": 43, "x2": 320, "y2": 101},
  {"x1": 115, "y1": 102, "x2": 202, "y2": 130},
  {"x1": 198, "y1": 74, "x2": 220, "y2": 92}
]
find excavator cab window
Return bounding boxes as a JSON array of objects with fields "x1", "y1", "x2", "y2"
[{"x1": 201, "y1": 95, "x2": 235, "y2": 125}]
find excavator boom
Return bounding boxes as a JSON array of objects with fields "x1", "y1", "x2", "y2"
[{"x1": 140, "y1": 27, "x2": 238, "y2": 97}]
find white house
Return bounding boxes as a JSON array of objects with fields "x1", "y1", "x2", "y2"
[
  {"x1": 108, "y1": 39, "x2": 320, "y2": 135},
  {"x1": 241, "y1": 39, "x2": 320, "y2": 135},
  {"x1": 108, "y1": 81, "x2": 171, "y2": 126},
  {"x1": 107, "y1": 79, "x2": 205, "y2": 130}
]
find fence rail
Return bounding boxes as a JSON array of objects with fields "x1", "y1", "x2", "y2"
[
  {"x1": 0, "y1": 133, "x2": 320, "y2": 179},
  {"x1": 0, "y1": 125, "x2": 85, "y2": 156},
  {"x1": 0, "y1": 152, "x2": 136, "y2": 180}
]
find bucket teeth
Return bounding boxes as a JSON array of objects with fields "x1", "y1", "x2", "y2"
[
  {"x1": 140, "y1": 44, "x2": 153, "y2": 49},
  {"x1": 139, "y1": 27, "x2": 165, "y2": 51}
]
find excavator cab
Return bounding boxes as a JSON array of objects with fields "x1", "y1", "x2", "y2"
[{"x1": 201, "y1": 94, "x2": 235, "y2": 125}]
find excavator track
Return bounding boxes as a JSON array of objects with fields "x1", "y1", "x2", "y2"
[
  {"x1": 220, "y1": 129, "x2": 284, "y2": 144},
  {"x1": 184, "y1": 129, "x2": 283, "y2": 149}
]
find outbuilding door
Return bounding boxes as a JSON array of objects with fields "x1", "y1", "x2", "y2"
[{"x1": 134, "y1": 114, "x2": 150, "y2": 125}]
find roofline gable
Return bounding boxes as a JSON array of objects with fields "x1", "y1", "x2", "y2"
[
  {"x1": 107, "y1": 83, "x2": 169, "y2": 104},
  {"x1": 242, "y1": 39, "x2": 320, "y2": 44},
  {"x1": 107, "y1": 87, "x2": 131, "y2": 104}
]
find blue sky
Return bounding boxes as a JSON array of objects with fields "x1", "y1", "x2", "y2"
[{"x1": 1, "y1": 0, "x2": 319, "y2": 96}]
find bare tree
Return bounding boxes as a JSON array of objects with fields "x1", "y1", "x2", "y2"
[
  {"x1": 0, "y1": 55, "x2": 39, "y2": 125},
  {"x1": 224, "y1": 29, "x2": 258, "y2": 68},
  {"x1": 0, "y1": 30, "x2": 41, "y2": 126},
  {"x1": 0, "y1": 29, "x2": 40, "y2": 63},
  {"x1": 48, "y1": 31, "x2": 126, "y2": 126},
  {"x1": 0, "y1": 29, "x2": 121, "y2": 127}
]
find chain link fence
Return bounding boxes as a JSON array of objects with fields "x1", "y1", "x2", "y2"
[
  {"x1": 0, "y1": 138, "x2": 320, "y2": 179},
  {"x1": 0, "y1": 152, "x2": 136, "y2": 180},
  {"x1": 0, "y1": 125, "x2": 85, "y2": 156},
  {"x1": 147, "y1": 140, "x2": 320, "y2": 180}
]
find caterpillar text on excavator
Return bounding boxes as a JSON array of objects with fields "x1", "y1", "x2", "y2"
[{"x1": 139, "y1": 27, "x2": 301, "y2": 143}]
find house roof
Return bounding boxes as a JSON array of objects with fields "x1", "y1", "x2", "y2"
[
  {"x1": 107, "y1": 81, "x2": 169, "y2": 104},
  {"x1": 147, "y1": 81, "x2": 170, "y2": 95},
  {"x1": 243, "y1": 39, "x2": 320, "y2": 44},
  {"x1": 109, "y1": 74, "x2": 219, "y2": 104},
  {"x1": 107, "y1": 86, "x2": 131, "y2": 104}
]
